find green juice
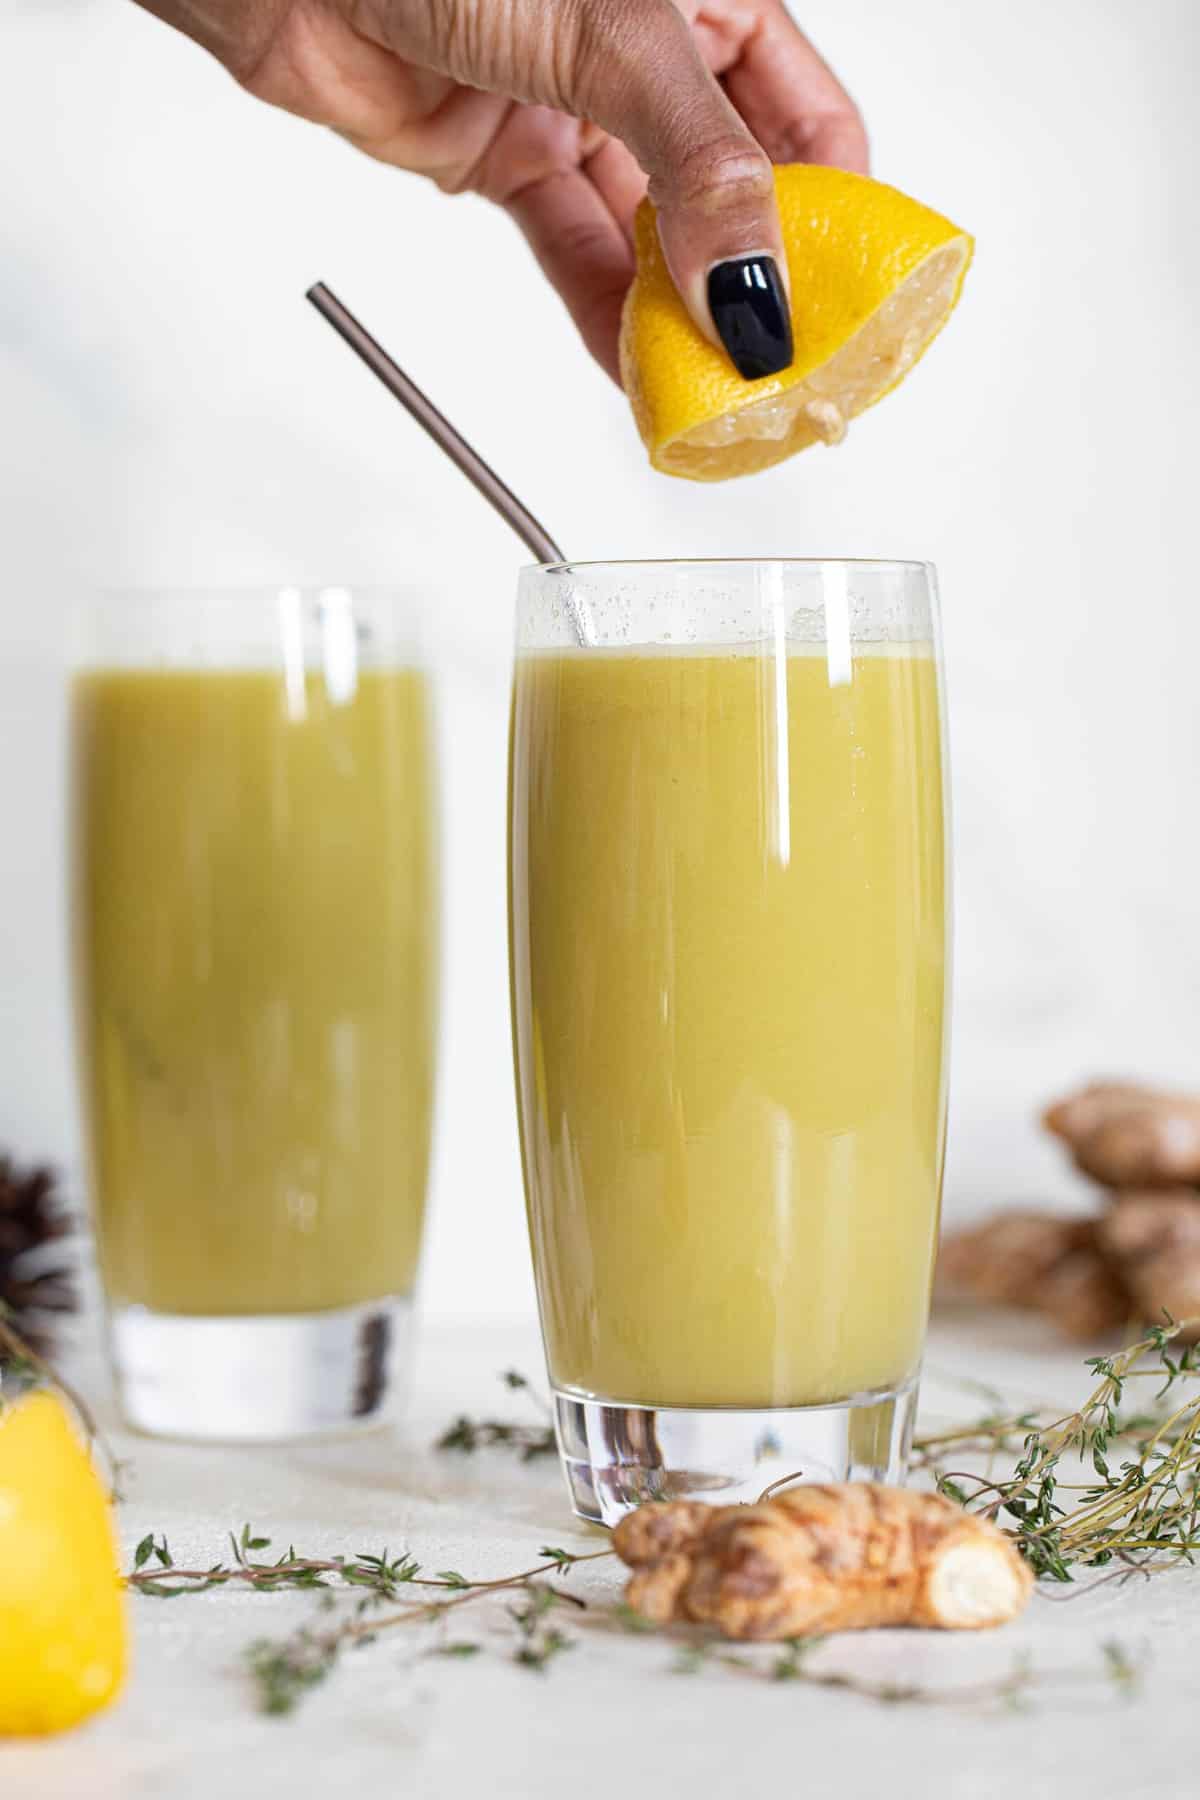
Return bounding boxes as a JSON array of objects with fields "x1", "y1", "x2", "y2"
[
  {"x1": 510, "y1": 644, "x2": 947, "y2": 1409},
  {"x1": 73, "y1": 666, "x2": 437, "y2": 1317}
]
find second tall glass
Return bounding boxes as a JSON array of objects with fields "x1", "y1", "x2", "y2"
[
  {"x1": 509, "y1": 560, "x2": 949, "y2": 1523},
  {"x1": 72, "y1": 588, "x2": 438, "y2": 1440}
]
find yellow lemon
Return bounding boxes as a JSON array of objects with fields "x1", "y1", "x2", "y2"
[
  {"x1": 0, "y1": 1386, "x2": 128, "y2": 1735},
  {"x1": 619, "y1": 164, "x2": 973, "y2": 481}
]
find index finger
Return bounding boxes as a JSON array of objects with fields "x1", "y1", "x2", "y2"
[
  {"x1": 711, "y1": 3, "x2": 869, "y2": 173},
  {"x1": 506, "y1": 165, "x2": 635, "y2": 382}
]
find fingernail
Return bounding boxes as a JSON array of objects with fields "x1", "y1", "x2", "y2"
[{"x1": 706, "y1": 255, "x2": 793, "y2": 381}]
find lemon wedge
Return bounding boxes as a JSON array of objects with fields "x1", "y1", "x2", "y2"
[
  {"x1": 620, "y1": 164, "x2": 973, "y2": 481},
  {"x1": 0, "y1": 1386, "x2": 128, "y2": 1735}
]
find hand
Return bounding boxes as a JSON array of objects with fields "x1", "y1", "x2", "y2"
[{"x1": 133, "y1": 1, "x2": 867, "y2": 381}]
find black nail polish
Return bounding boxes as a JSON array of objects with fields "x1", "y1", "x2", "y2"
[{"x1": 707, "y1": 255, "x2": 793, "y2": 381}]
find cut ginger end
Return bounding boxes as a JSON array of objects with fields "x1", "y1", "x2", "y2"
[
  {"x1": 655, "y1": 240, "x2": 971, "y2": 482},
  {"x1": 927, "y1": 1534, "x2": 1032, "y2": 1630},
  {"x1": 614, "y1": 1484, "x2": 1032, "y2": 1641}
]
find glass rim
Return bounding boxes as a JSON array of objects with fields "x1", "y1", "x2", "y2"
[
  {"x1": 522, "y1": 557, "x2": 935, "y2": 578},
  {"x1": 73, "y1": 586, "x2": 427, "y2": 669}
]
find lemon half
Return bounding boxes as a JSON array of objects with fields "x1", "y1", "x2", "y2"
[
  {"x1": 620, "y1": 164, "x2": 973, "y2": 482},
  {"x1": 0, "y1": 1388, "x2": 128, "y2": 1735}
]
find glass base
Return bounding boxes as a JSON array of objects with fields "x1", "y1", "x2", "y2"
[
  {"x1": 552, "y1": 1377, "x2": 918, "y2": 1526},
  {"x1": 108, "y1": 1296, "x2": 412, "y2": 1442}
]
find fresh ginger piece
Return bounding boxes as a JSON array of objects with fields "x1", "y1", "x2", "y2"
[
  {"x1": 1098, "y1": 1193, "x2": 1200, "y2": 1343},
  {"x1": 614, "y1": 1485, "x2": 1032, "y2": 1639},
  {"x1": 1033, "y1": 1240, "x2": 1131, "y2": 1339},
  {"x1": 936, "y1": 1209, "x2": 1094, "y2": 1303},
  {"x1": 1042, "y1": 1082, "x2": 1151, "y2": 1140},
  {"x1": 936, "y1": 1210, "x2": 1128, "y2": 1338},
  {"x1": 1043, "y1": 1081, "x2": 1200, "y2": 1189}
]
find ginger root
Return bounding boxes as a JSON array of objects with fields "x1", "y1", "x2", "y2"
[
  {"x1": 936, "y1": 1078, "x2": 1200, "y2": 1342},
  {"x1": 935, "y1": 1210, "x2": 1128, "y2": 1339},
  {"x1": 1098, "y1": 1193, "x2": 1200, "y2": 1341},
  {"x1": 1043, "y1": 1081, "x2": 1200, "y2": 1189},
  {"x1": 614, "y1": 1485, "x2": 1032, "y2": 1640}
]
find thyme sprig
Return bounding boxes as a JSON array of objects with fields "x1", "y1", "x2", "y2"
[
  {"x1": 671, "y1": 1635, "x2": 1143, "y2": 1710},
  {"x1": 128, "y1": 1525, "x2": 605, "y2": 1610},
  {"x1": 129, "y1": 1523, "x2": 431, "y2": 1601},
  {"x1": 916, "y1": 1315, "x2": 1200, "y2": 1578},
  {"x1": 509, "y1": 1584, "x2": 577, "y2": 1671},
  {"x1": 233, "y1": 1543, "x2": 608, "y2": 1713},
  {"x1": 436, "y1": 1369, "x2": 556, "y2": 1461}
]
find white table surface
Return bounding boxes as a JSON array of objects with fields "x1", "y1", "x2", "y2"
[{"x1": 3, "y1": 1311, "x2": 1193, "y2": 1800}]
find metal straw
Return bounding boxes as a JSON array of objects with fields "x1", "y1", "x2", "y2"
[{"x1": 306, "y1": 282, "x2": 566, "y2": 568}]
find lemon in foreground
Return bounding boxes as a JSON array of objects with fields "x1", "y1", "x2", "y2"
[
  {"x1": 0, "y1": 1385, "x2": 128, "y2": 1735},
  {"x1": 619, "y1": 164, "x2": 973, "y2": 481}
]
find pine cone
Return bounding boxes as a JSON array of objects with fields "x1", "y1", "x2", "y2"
[{"x1": 0, "y1": 1155, "x2": 75, "y2": 1360}]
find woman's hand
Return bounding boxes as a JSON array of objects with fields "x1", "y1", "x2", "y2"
[{"x1": 134, "y1": 0, "x2": 867, "y2": 380}]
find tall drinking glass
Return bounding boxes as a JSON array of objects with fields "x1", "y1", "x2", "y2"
[
  {"x1": 509, "y1": 560, "x2": 949, "y2": 1523},
  {"x1": 71, "y1": 588, "x2": 438, "y2": 1440}
]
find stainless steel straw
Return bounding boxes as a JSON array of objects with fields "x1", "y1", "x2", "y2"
[{"x1": 306, "y1": 282, "x2": 566, "y2": 569}]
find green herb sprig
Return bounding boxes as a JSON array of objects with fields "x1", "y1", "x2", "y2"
[
  {"x1": 436, "y1": 1370, "x2": 556, "y2": 1461},
  {"x1": 915, "y1": 1315, "x2": 1200, "y2": 1578},
  {"x1": 129, "y1": 1524, "x2": 426, "y2": 1601},
  {"x1": 508, "y1": 1584, "x2": 577, "y2": 1671},
  {"x1": 670, "y1": 1635, "x2": 1142, "y2": 1711},
  {"x1": 123, "y1": 1532, "x2": 608, "y2": 1715}
]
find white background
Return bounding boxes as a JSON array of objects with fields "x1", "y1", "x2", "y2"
[{"x1": 1, "y1": 0, "x2": 1197, "y2": 1324}]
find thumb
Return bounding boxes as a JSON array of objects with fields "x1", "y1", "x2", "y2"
[{"x1": 573, "y1": 0, "x2": 792, "y2": 381}]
